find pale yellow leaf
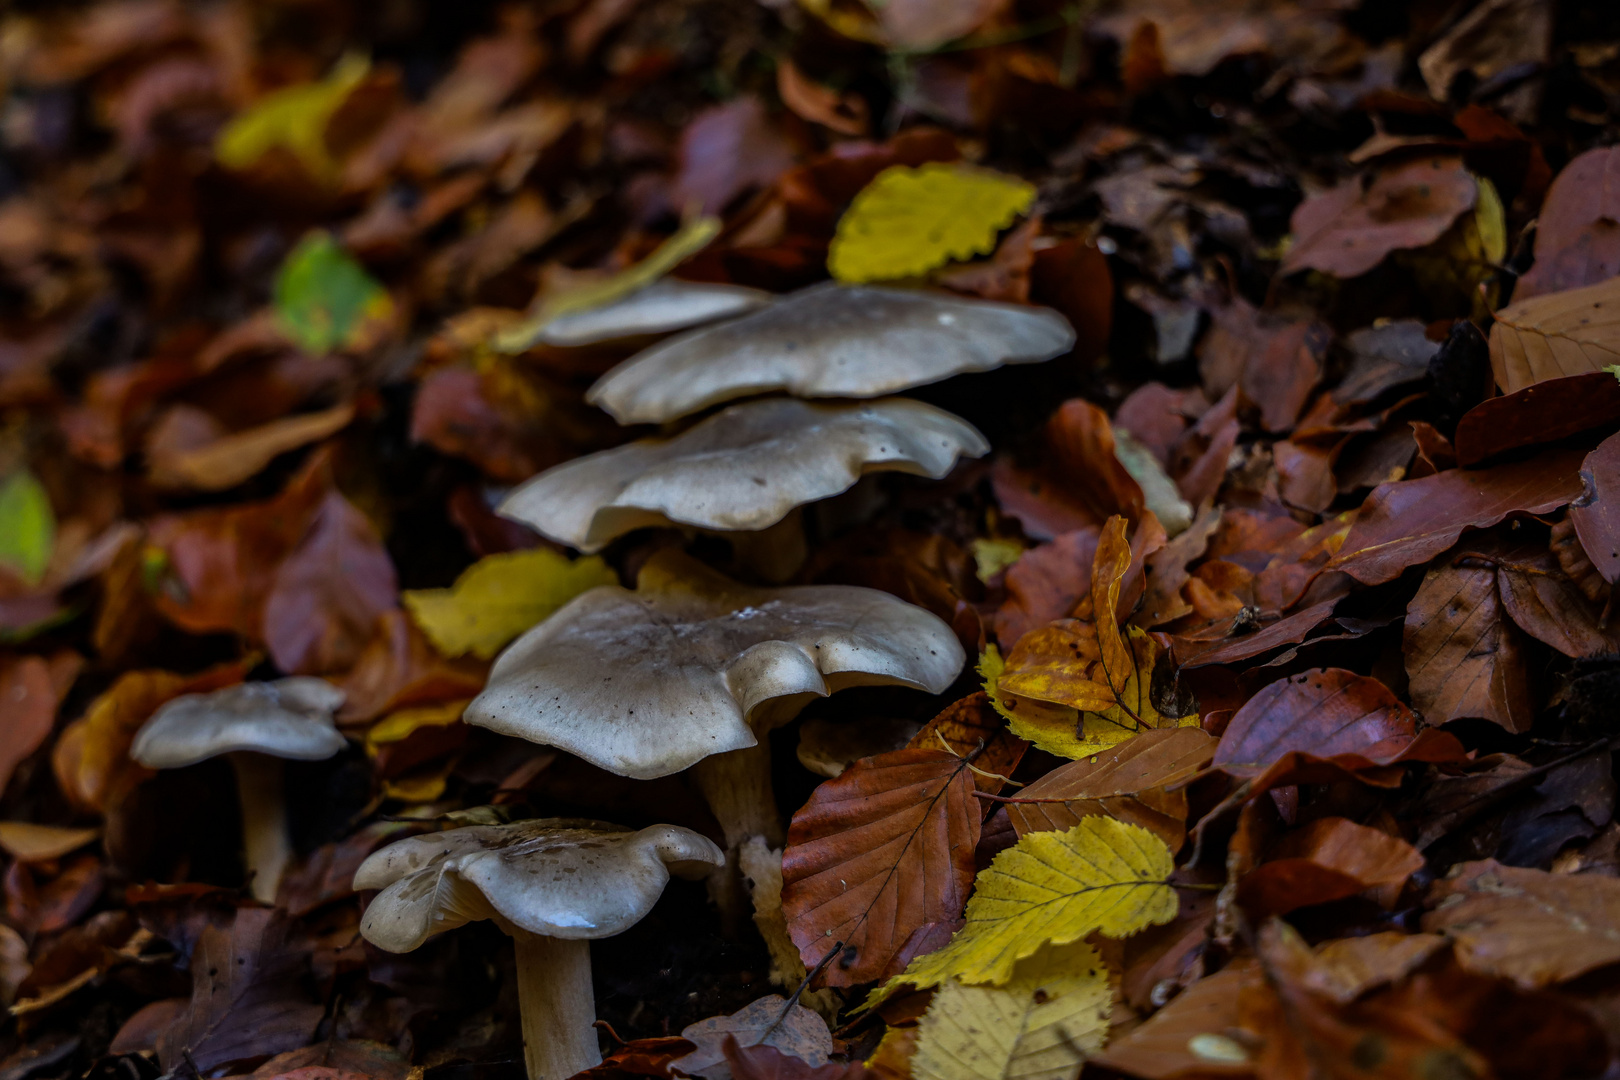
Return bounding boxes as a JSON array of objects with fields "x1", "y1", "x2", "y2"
[
  {"x1": 0, "y1": 822, "x2": 100, "y2": 863},
  {"x1": 402, "y1": 548, "x2": 617, "y2": 660},
  {"x1": 912, "y1": 940, "x2": 1111, "y2": 1080},
  {"x1": 215, "y1": 54, "x2": 369, "y2": 179},
  {"x1": 829, "y1": 163, "x2": 1036, "y2": 283},
  {"x1": 365, "y1": 699, "x2": 471, "y2": 754}
]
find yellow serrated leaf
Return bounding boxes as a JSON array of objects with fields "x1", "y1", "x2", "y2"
[
  {"x1": 402, "y1": 548, "x2": 617, "y2": 660},
  {"x1": 215, "y1": 54, "x2": 369, "y2": 180},
  {"x1": 912, "y1": 940, "x2": 1112, "y2": 1080},
  {"x1": 829, "y1": 163, "x2": 1036, "y2": 283},
  {"x1": 494, "y1": 216, "x2": 722, "y2": 353},
  {"x1": 366, "y1": 699, "x2": 471, "y2": 755},
  {"x1": 880, "y1": 817, "x2": 1176, "y2": 994}
]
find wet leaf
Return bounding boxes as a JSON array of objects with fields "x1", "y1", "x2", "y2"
[
  {"x1": 829, "y1": 164, "x2": 1035, "y2": 283},
  {"x1": 882, "y1": 817, "x2": 1177, "y2": 993},
  {"x1": 402, "y1": 548, "x2": 616, "y2": 660},
  {"x1": 273, "y1": 232, "x2": 393, "y2": 355},
  {"x1": 0, "y1": 469, "x2": 54, "y2": 585},
  {"x1": 911, "y1": 941, "x2": 1111, "y2": 1080}
]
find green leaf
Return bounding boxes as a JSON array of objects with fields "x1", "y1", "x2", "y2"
[
  {"x1": 274, "y1": 231, "x2": 393, "y2": 354},
  {"x1": 0, "y1": 469, "x2": 54, "y2": 585}
]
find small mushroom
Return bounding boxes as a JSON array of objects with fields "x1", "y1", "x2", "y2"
[
  {"x1": 498, "y1": 396, "x2": 989, "y2": 553},
  {"x1": 535, "y1": 279, "x2": 773, "y2": 347},
  {"x1": 131, "y1": 678, "x2": 346, "y2": 903},
  {"x1": 463, "y1": 549, "x2": 963, "y2": 893},
  {"x1": 586, "y1": 282, "x2": 1076, "y2": 425},
  {"x1": 354, "y1": 818, "x2": 722, "y2": 1080}
]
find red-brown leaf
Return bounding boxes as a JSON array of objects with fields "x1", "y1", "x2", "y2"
[
  {"x1": 1281, "y1": 156, "x2": 1477, "y2": 278},
  {"x1": 1571, "y1": 430, "x2": 1620, "y2": 585},
  {"x1": 1452, "y1": 371, "x2": 1620, "y2": 466},
  {"x1": 1238, "y1": 817, "x2": 1425, "y2": 916},
  {"x1": 1515, "y1": 145, "x2": 1620, "y2": 299},
  {"x1": 1404, "y1": 553, "x2": 1534, "y2": 732},
  {"x1": 990, "y1": 399, "x2": 1144, "y2": 540}
]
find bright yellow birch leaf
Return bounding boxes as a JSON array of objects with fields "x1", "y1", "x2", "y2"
[
  {"x1": 994, "y1": 517, "x2": 1197, "y2": 760},
  {"x1": 493, "y1": 215, "x2": 722, "y2": 353},
  {"x1": 402, "y1": 548, "x2": 616, "y2": 659},
  {"x1": 912, "y1": 940, "x2": 1112, "y2": 1080},
  {"x1": 880, "y1": 817, "x2": 1176, "y2": 995},
  {"x1": 365, "y1": 699, "x2": 471, "y2": 756},
  {"x1": 829, "y1": 163, "x2": 1036, "y2": 283},
  {"x1": 215, "y1": 54, "x2": 370, "y2": 180}
]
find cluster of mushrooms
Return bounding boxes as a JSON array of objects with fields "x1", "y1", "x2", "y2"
[{"x1": 128, "y1": 276, "x2": 1075, "y2": 1079}]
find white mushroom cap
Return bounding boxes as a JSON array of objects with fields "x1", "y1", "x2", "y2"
[
  {"x1": 354, "y1": 818, "x2": 723, "y2": 951},
  {"x1": 463, "y1": 550, "x2": 965, "y2": 779},
  {"x1": 498, "y1": 397, "x2": 989, "y2": 552},
  {"x1": 586, "y1": 283, "x2": 1076, "y2": 425},
  {"x1": 131, "y1": 677, "x2": 347, "y2": 769},
  {"x1": 537, "y1": 279, "x2": 773, "y2": 347}
]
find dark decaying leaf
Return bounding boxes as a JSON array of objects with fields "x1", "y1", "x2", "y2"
[
  {"x1": 1281, "y1": 156, "x2": 1477, "y2": 278},
  {"x1": 1571, "y1": 430, "x2": 1620, "y2": 586},
  {"x1": 1515, "y1": 145, "x2": 1620, "y2": 299},
  {"x1": 1404, "y1": 551, "x2": 1534, "y2": 732},
  {"x1": 1452, "y1": 371, "x2": 1620, "y2": 466},
  {"x1": 781, "y1": 748, "x2": 980, "y2": 985},
  {"x1": 674, "y1": 996, "x2": 832, "y2": 1080},
  {"x1": 722, "y1": 1039, "x2": 874, "y2": 1080}
]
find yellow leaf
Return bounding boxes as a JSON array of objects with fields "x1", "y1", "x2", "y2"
[
  {"x1": 883, "y1": 817, "x2": 1176, "y2": 993},
  {"x1": 402, "y1": 548, "x2": 617, "y2": 660},
  {"x1": 912, "y1": 941, "x2": 1112, "y2": 1080},
  {"x1": 829, "y1": 163, "x2": 1036, "y2": 283},
  {"x1": 1402, "y1": 174, "x2": 1506, "y2": 323},
  {"x1": 381, "y1": 771, "x2": 448, "y2": 803},
  {"x1": 494, "y1": 215, "x2": 722, "y2": 353},
  {"x1": 971, "y1": 538, "x2": 1025, "y2": 582},
  {"x1": 365, "y1": 699, "x2": 471, "y2": 755},
  {"x1": 215, "y1": 54, "x2": 369, "y2": 180}
]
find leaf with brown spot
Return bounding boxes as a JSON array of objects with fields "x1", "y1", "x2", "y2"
[
  {"x1": 1281, "y1": 156, "x2": 1477, "y2": 278},
  {"x1": 1404, "y1": 553, "x2": 1534, "y2": 732},
  {"x1": 781, "y1": 748, "x2": 980, "y2": 985},
  {"x1": 1424, "y1": 860, "x2": 1620, "y2": 988},
  {"x1": 1327, "y1": 445, "x2": 1588, "y2": 584},
  {"x1": 1237, "y1": 818, "x2": 1425, "y2": 917},
  {"x1": 1489, "y1": 275, "x2": 1620, "y2": 393},
  {"x1": 1005, "y1": 727, "x2": 1216, "y2": 850}
]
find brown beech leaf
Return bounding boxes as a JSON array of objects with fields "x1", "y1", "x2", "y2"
[
  {"x1": 1006, "y1": 727, "x2": 1216, "y2": 850},
  {"x1": 261, "y1": 487, "x2": 398, "y2": 674},
  {"x1": 155, "y1": 908, "x2": 325, "y2": 1074},
  {"x1": 674, "y1": 995, "x2": 832, "y2": 1080},
  {"x1": 672, "y1": 96, "x2": 798, "y2": 217},
  {"x1": 1452, "y1": 370, "x2": 1620, "y2": 466},
  {"x1": 409, "y1": 366, "x2": 560, "y2": 484},
  {"x1": 723, "y1": 1039, "x2": 873, "y2": 1080},
  {"x1": 147, "y1": 403, "x2": 355, "y2": 492},
  {"x1": 336, "y1": 609, "x2": 489, "y2": 725},
  {"x1": 1516, "y1": 145, "x2": 1620, "y2": 299},
  {"x1": 1571, "y1": 430, "x2": 1620, "y2": 585},
  {"x1": 1197, "y1": 297, "x2": 1329, "y2": 433},
  {"x1": 1327, "y1": 445, "x2": 1588, "y2": 584},
  {"x1": 781, "y1": 748, "x2": 980, "y2": 985},
  {"x1": 1489, "y1": 276, "x2": 1620, "y2": 393},
  {"x1": 0, "y1": 651, "x2": 80, "y2": 796},
  {"x1": 992, "y1": 527, "x2": 1098, "y2": 650},
  {"x1": 906, "y1": 692, "x2": 1027, "y2": 797},
  {"x1": 1299, "y1": 932, "x2": 1449, "y2": 1004},
  {"x1": 1213, "y1": 668, "x2": 1465, "y2": 792},
  {"x1": 1281, "y1": 156, "x2": 1477, "y2": 278},
  {"x1": 1404, "y1": 553, "x2": 1534, "y2": 732},
  {"x1": 776, "y1": 60, "x2": 868, "y2": 138},
  {"x1": 1237, "y1": 818, "x2": 1425, "y2": 917},
  {"x1": 573, "y1": 1037, "x2": 695, "y2": 1080},
  {"x1": 1088, "y1": 965, "x2": 1248, "y2": 1079},
  {"x1": 1424, "y1": 860, "x2": 1620, "y2": 988},
  {"x1": 1493, "y1": 539, "x2": 1620, "y2": 657},
  {"x1": 990, "y1": 399, "x2": 1143, "y2": 540}
]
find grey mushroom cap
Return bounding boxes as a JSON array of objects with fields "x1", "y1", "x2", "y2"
[
  {"x1": 463, "y1": 550, "x2": 965, "y2": 780},
  {"x1": 537, "y1": 279, "x2": 773, "y2": 347},
  {"x1": 354, "y1": 818, "x2": 724, "y2": 951},
  {"x1": 131, "y1": 677, "x2": 347, "y2": 769},
  {"x1": 498, "y1": 397, "x2": 989, "y2": 552},
  {"x1": 585, "y1": 283, "x2": 1077, "y2": 425}
]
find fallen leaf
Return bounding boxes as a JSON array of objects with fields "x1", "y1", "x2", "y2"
[
  {"x1": 337, "y1": 609, "x2": 490, "y2": 724},
  {"x1": 1300, "y1": 933, "x2": 1449, "y2": 1004},
  {"x1": 1404, "y1": 552, "x2": 1534, "y2": 732},
  {"x1": 1571, "y1": 430, "x2": 1620, "y2": 585},
  {"x1": 911, "y1": 940, "x2": 1110, "y2": 1080},
  {"x1": 0, "y1": 823, "x2": 100, "y2": 863},
  {"x1": 1516, "y1": 145, "x2": 1620, "y2": 299},
  {"x1": 274, "y1": 232, "x2": 393, "y2": 355},
  {"x1": 674, "y1": 995, "x2": 832, "y2": 1080},
  {"x1": 883, "y1": 817, "x2": 1177, "y2": 993},
  {"x1": 1493, "y1": 538, "x2": 1620, "y2": 657},
  {"x1": 1005, "y1": 727, "x2": 1216, "y2": 850},
  {"x1": 992, "y1": 527, "x2": 1098, "y2": 650},
  {"x1": 0, "y1": 468, "x2": 54, "y2": 585},
  {"x1": 1238, "y1": 817, "x2": 1425, "y2": 917},
  {"x1": 0, "y1": 924, "x2": 28, "y2": 1007},
  {"x1": 1489, "y1": 275, "x2": 1620, "y2": 394},
  {"x1": 1452, "y1": 371, "x2": 1620, "y2": 466},
  {"x1": 991, "y1": 400, "x2": 1143, "y2": 540},
  {"x1": 776, "y1": 60, "x2": 868, "y2": 137},
  {"x1": 574, "y1": 1037, "x2": 697, "y2": 1079},
  {"x1": 781, "y1": 748, "x2": 981, "y2": 985},
  {"x1": 402, "y1": 548, "x2": 616, "y2": 660},
  {"x1": 148, "y1": 404, "x2": 356, "y2": 492},
  {"x1": 1281, "y1": 157, "x2": 1476, "y2": 278},
  {"x1": 155, "y1": 908, "x2": 325, "y2": 1073},
  {"x1": 672, "y1": 96, "x2": 799, "y2": 217},
  {"x1": 1088, "y1": 966, "x2": 1250, "y2": 1078},
  {"x1": 215, "y1": 54, "x2": 370, "y2": 179},
  {"x1": 1326, "y1": 445, "x2": 1588, "y2": 584},
  {"x1": 723, "y1": 1039, "x2": 871, "y2": 1080},
  {"x1": 0, "y1": 652, "x2": 79, "y2": 797},
  {"x1": 1424, "y1": 859, "x2": 1620, "y2": 988},
  {"x1": 1196, "y1": 298, "x2": 1329, "y2": 433},
  {"x1": 906, "y1": 692, "x2": 1027, "y2": 796},
  {"x1": 1417, "y1": 0, "x2": 1551, "y2": 112},
  {"x1": 829, "y1": 163, "x2": 1035, "y2": 284}
]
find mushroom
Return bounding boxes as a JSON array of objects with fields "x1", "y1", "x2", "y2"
[
  {"x1": 586, "y1": 282, "x2": 1076, "y2": 424},
  {"x1": 354, "y1": 818, "x2": 722, "y2": 1080},
  {"x1": 497, "y1": 396, "x2": 989, "y2": 554},
  {"x1": 534, "y1": 279, "x2": 773, "y2": 347},
  {"x1": 131, "y1": 677, "x2": 346, "y2": 904},
  {"x1": 462, "y1": 548, "x2": 963, "y2": 906}
]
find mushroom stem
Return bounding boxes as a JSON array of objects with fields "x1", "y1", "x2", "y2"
[
  {"x1": 510, "y1": 930, "x2": 601, "y2": 1080},
  {"x1": 227, "y1": 752, "x2": 290, "y2": 905},
  {"x1": 720, "y1": 506, "x2": 806, "y2": 583},
  {"x1": 691, "y1": 740, "x2": 783, "y2": 931}
]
